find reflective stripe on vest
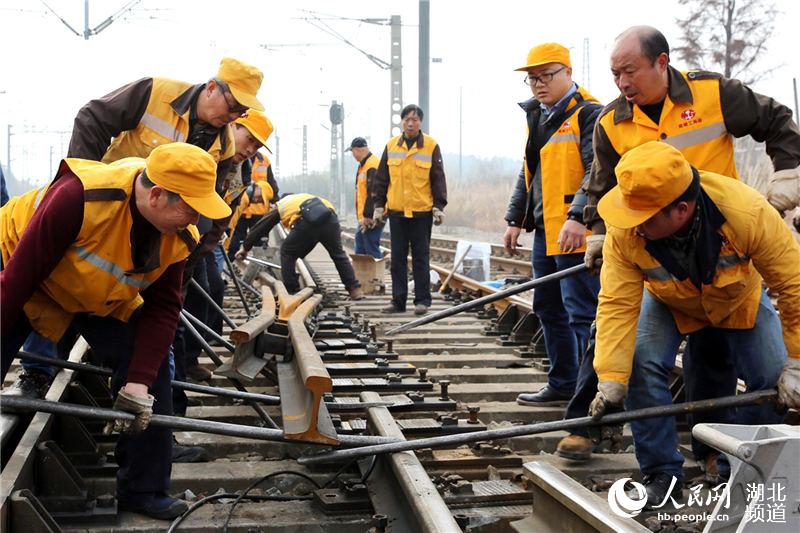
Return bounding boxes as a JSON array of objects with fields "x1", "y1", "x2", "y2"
[
  {"x1": 384, "y1": 134, "x2": 438, "y2": 217},
  {"x1": 139, "y1": 112, "x2": 187, "y2": 142},
  {"x1": 73, "y1": 245, "x2": 153, "y2": 289}
]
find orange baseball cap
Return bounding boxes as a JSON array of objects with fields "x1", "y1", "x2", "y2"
[
  {"x1": 217, "y1": 57, "x2": 264, "y2": 111},
  {"x1": 598, "y1": 142, "x2": 693, "y2": 229},
  {"x1": 145, "y1": 143, "x2": 231, "y2": 220},
  {"x1": 514, "y1": 43, "x2": 571, "y2": 71},
  {"x1": 235, "y1": 109, "x2": 273, "y2": 147}
]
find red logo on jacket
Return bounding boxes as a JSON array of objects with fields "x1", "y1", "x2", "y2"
[{"x1": 681, "y1": 109, "x2": 696, "y2": 121}]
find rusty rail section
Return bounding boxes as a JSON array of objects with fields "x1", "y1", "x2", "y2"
[
  {"x1": 216, "y1": 282, "x2": 277, "y2": 381},
  {"x1": 279, "y1": 293, "x2": 339, "y2": 445}
]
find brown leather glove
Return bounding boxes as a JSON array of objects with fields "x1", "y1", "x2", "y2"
[{"x1": 104, "y1": 389, "x2": 155, "y2": 435}]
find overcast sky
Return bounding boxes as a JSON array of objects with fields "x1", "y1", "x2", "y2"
[{"x1": 1, "y1": 0, "x2": 798, "y2": 186}]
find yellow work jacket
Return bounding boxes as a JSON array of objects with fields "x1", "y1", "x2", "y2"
[
  {"x1": 241, "y1": 181, "x2": 273, "y2": 218},
  {"x1": 0, "y1": 158, "x2": 199, "y2": 342},
  {"x1": 102, "y1": 78, "x2": 235, "y2": 164},
  {"x1": 594, "y1": 172, "x2": 800, "y2": 385},
  {"x1": 277, "y1": 194, "x2": 334, "y2": 229},
  {"x1": 526, "y1": 87, "x2": 599, "y2": 255},
  {"x1": 385, "y1": 134, "x2": 438, "y2": 217},
  {"x1": 251, "y1": 153, "x2": 271, "y2": 183},
  {"x1": 598, "y1": 70, "x2": 739, "y2": 179},
  {"x1": 355, "y1": 153, "x2": 380, "y2": 218}
]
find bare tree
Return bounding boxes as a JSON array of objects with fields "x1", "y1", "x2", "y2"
[{"x1": 673, "y1": 0, "x2": 780, "y2": 84}]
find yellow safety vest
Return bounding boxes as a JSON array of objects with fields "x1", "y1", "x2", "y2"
[
  {"x1": 599, "y1": 70, "x2": 739, "y2": 179},
  {"x1": 251, "y1": 153, "x2": 271, "y2": 183},
  {"x1": 355, "y1": 153, "x2": 380, "y2": 218},
  {"x1": 102, "y1": 78, "x2": 235, "y2": 164},
  {"x1": 240, "y1": 181, "x2": 273, "y2": 218},
  {"x1": 277, "y1": 194, "x2": 334, "y2": 229},
  {"x1": 595, "y1": 171, "x2": 800, "y2": 385},
  {"x1": 385, "y1": 134, "x2": 438, "y2": 217},
  {"x1": 526, "y1": 87, "x2": 599, "y2": 255},
  {"x1": 0, "y1": 158, "x2": 199, "y2": 341}
]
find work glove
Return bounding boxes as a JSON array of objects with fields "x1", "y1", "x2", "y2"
[
  {"x1": 373, "y1": 207, "x2": 385, "y2": 226},
  {"x1": 777, "y1": 358, "x2": 800, "y2": 409},
  {"x1": 584, "y1": 234, "x2": 605, "y2": 275},
  {"x1": 432, "y1": 207, "x2": 445, "y2": 226},
  {"x1": 767, "y1": 166, "x2": 800, "y2": 214},
  {"x1": 589, "y1": 381, "x2": 627, "y2": 420},
  {"x1": 104, "y1": 389, "x2": 155, "y2": 435}
]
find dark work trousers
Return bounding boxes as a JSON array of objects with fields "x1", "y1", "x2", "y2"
[
  {"x1": 204, "y1": 252, "x2": 225, "y2": 337},
  {"x1": 171, "y1": 258, "x2": 210, "y2": 417},
  {"x1": 388, "y1": 213, "x2": 433, "y2": 310},
  {"x1": 2, "y1": 312, "x2": 173, "y2": 495},
  {"x1": 227, "y1": 216, "x2": 260, "y2": 261},
  {"x1": 564, "y1": 325, "x2": 599, "y2": 438},
  {"x1": 280, "y1": 214, "x2": 359, "y2": 294}
]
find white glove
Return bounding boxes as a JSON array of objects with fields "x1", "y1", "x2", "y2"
[
  {"x1": 777, "y1": 358, "x2": 800, "y2": 409},
  {"x1": 767, "y1": 167, "x2": 800, "y2": 214},
  {"x1": 584, "y1": 234, "x2": 605, "y2": 275},
  {"x1": 373, "y1": 207, "x2": 385, "y2": 226},
  {"x1": 589, "y1": 381, "x2": 627, "y2": 420},
  {"x1": 432, "y1": 207, "x2": 445, "y2": 226}
]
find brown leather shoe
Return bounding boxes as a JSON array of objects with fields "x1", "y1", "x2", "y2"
[
  {"x1": 414, "y1": 304, "x2": 428, "y2": 316},
  {"x1": 555, "y1": 434, "x2": 594, "y2": 462},
  {"x1": 186, "y1": 365, "x2": 213, "y2": 383},
  {"x1": 348, "y1": 287, "x2": 365, "y2": 300}
]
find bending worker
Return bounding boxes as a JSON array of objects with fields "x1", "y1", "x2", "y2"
[
  {"x1": 587, "y1": 141, "x2": 800, "y2": 506},
  {"x1": 0, "y1": 143, "x2": 231, "y2": 520},
  {"x1": 561, "y1": 25, "x2": 800, "y2": 465},
  {"x1": 236, "y1": 193, "x2": 363, "y2": 299}
]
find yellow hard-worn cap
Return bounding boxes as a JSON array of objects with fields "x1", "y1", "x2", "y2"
[
  {"x1": 598, "y1": 142, "x2": 693, "y2": 229},
  {"x1": 217, "y1": 57, "x2": 264, "y2": 111},
  {"x1": 145, "y1": 143, "x2": 231, "y2": 220},
  {"x1": 235, "y1": 109, "x2": 273, "y2": 147},
  {"x1": 514, "y1": 43, "x2": 571, "y2": 71}
]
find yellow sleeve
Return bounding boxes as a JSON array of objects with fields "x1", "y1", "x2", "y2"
[
  {"x1": 746, "y1": 195, "x2": 800, "y2": 359},
  {"x1": 594, "y1": 228, "x2": 646, "y2": 384}
]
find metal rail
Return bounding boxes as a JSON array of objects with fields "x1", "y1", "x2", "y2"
[
  {"x1": 280, "y1": 293, "x2": 339, "y2": 445},
  {"x1": 359, "y1": 391, "x2": 462, "y2": 532}
]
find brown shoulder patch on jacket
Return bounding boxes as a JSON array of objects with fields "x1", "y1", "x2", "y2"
[
  {"x1": 84, "y1": 188, "x2": 127, "y2": 202},
  {"x1": 177, "y1": 228, "x2": 198, "y2": 252}
]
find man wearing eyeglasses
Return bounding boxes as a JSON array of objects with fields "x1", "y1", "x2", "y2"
[{"x1": 504, "y1": 43, "x2": 604, "y2": 422}]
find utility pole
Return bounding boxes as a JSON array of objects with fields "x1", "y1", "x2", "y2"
[
  {"x1": 390, "y1": 15, "x2": 403, "y2": 136},
  {"x1": 42, "y1": 0, "x2": 142, "y2": 40},
  {"x1": 793, "y1": 78, "x2": 798, "y2": 124},
  {"x1": 275, "y1": 133, "x2": 280, "y2": 178},
  {"x1": 49, "y1": 146, "x2": 54, "y2": 177},
  {"x1": 418, "y1": 0, "x2": 430, "y2": 132},
  {"x1": 329, "y1": 101, "x2": 344, "y2": 213},
  {"x1": 301, "y1": 11, "x2": 402, "y2": 137},
  {"x1": 581, "y1": 38, "x2": 591, "y2": 90}
]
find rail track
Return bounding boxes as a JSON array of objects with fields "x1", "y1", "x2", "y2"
[{"x1": 0, "y1": 227, "x2": 729, "y2": 533}]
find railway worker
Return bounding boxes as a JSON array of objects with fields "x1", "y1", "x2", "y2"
[
  {"x1": 587, "y1": 141, "x2": 800, "y2": 506},
  {"x1": 10, "y1": 57, "x2": 265, "y2": 398},
  {"x1": 226, "y1": 114, "x2": 278, "y2": 262},
  {"x1": 502, "y1": 43, "x2": 604, "y2": 412},
  {"x1": 372, "y1": 104, "x2": 447, "y2": 316},
  {"x1": 235, "y1": 193, "x2": 364, "y2": 299},
  {"x1": 560, "y1": 25, "x2": 800, "y2": 466},
  {"x1": 0, "y1": 143, "x2": 231, "y2": 519},
  {"x1": 347, "y1": 137, "x2": 383, "y2": 259}
]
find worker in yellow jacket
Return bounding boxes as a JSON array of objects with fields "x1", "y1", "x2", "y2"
[
  {"x1": 347, "y1": 137, "x2": 383, "y2": 258},
  {"x1": 0, "y1": 144, "x2": 230, "y2": 520},
  {"x1": 587, "y1": 142, "x2": 800, "y2": 506},
  {"x1": 236, "y1": 194, "x2": 363, "y2": 299}
]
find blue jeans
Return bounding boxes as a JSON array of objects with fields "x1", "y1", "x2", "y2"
[
  {"x1": 531, "y1": 229, "x2": 600, "y2": 394},
  {"x1": 355, "y1": 224, "x2": 384, "y2": 258},
  {"x1": 627, "y1": 290, "x2": 786, "y2": 479},
  {"x1": 213, "y1": 246, "x2": 226, "y2": 275},
  {"x1": 21, "y1": 331, "x2": 60, "y2": 377}
]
